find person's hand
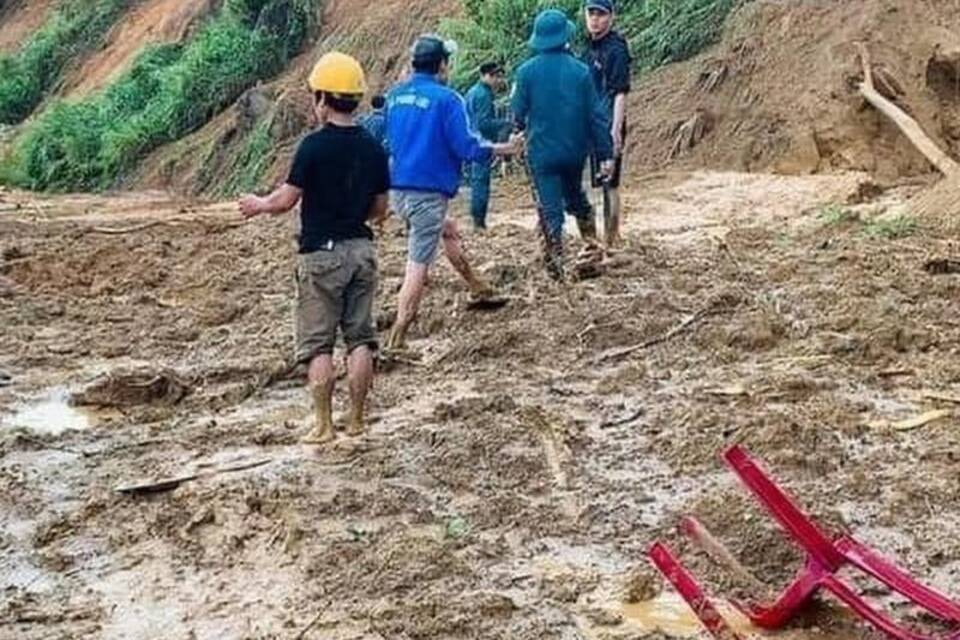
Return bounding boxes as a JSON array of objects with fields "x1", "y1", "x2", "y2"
[
  {"x1": 373, "y1": 210, "x2": 392, "y2": 237},
  {"x1": 611, "y1": 126, "x2": 624, "y2": 156},
  {"x1": 599, "y1": 159, "x2": 615, "y2": 182},
  {"x1": 238, "y1": 195, "x2": 264, "y2": 219},
  {"x1": 507, "y1": 131, "x2": 525, "y2": 155}
]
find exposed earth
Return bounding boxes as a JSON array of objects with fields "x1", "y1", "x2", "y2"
[{"x1": 2, "y1": 168, "x2": 960, "y2": 639}]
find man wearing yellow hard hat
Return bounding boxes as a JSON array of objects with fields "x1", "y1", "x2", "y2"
[{"x1": 238, "y1": 52, "x2": 389, "y2": 445}]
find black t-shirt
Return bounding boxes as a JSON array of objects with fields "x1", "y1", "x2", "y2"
[
  {"x1": 583, "y1": 31, "x2": 632, "y2": 115},
  {"x1": 287, "y1": 124, "x2": 390, "y2": 253}
]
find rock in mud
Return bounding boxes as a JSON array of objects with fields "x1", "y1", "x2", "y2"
[{"x1": 71, "y1": 368, "x2": 191, "y2": 408}]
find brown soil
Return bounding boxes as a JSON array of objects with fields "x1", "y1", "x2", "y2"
[
  {"x1": 3, "y1": 170, "x2": 960, "y2": 638},
  {"x1": 62, "y1": 0, "x2": 218, "y2": 98},
  {"x1": 0, "y1": 0, "x2": 56, "y2": 54},
  {"x1": 628, "y1": 0, "x2": 960, "y2": 184},
  {"x1": 131, "y1": 0, "x2": 461, "y2": 195}
]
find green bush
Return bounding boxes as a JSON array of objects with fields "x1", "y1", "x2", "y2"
[
  {"x1": 4, "y1": 0, "x2": 320, "y2": 191},
  {"x1": 0, "y1": 0, "x2": 131, "y2": 125},
  {"x1": 221, "y1": 119, "x2": 276, "y2": 196},
  {"x1": 864, "y1": 213, "x2": 919, "y2": 240},
  {"x1": 442, "y1": 0, "x2": 744, "y2": 90}
]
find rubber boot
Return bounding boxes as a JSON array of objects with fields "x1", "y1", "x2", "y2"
[
  {"x1": 347, "y1": 395, "x2": 365, "y2": 437},
  {"x1": 544, "y1": 235, "x2": 565, "y2": 282},
  {"x1": 385, "y1": 323, "x2": 408, "y2": 352},
  {"x1": 576, "y1": 212, "x2": 599, "y2": 244},
  {"x1": 302, "y1": 383, "x2": 335, "y2": 444}
]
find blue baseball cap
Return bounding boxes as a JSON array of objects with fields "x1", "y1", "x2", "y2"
[{"x1": 584, "y1": 0, "x2": 614, "y2": 13}]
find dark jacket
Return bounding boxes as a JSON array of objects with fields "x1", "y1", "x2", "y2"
[
  {"x1": 465, "y1": 81, "x2": 509, "y2": 143},
  {"x1": 511, "y1": 50, "x2": 613, "y2": 169},
  {"x1": 357, "y1": 108, "x2": 387, "y2": 150},
  {"x1": 582, "y1": 30, "x2": 631, "y2": 116}
]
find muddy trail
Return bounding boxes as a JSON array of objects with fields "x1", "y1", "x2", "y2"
[{"x1": 2, "y1": 171, "x2": 960, "y2": 639}]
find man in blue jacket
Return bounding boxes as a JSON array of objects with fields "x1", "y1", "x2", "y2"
[
  {"x1": 385, "y1": 34, "x2": 521, "y2": 352},
  {"x1": 512, "y1": 9, "x2": 614, "y2": 280},
  {"x1": 583, "y1": 0, "x2": 631, "y2": 248},
  {"x1": 465, "y1": 62, "x2": 509, "y2": 230}
]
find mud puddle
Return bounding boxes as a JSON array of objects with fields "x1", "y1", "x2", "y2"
[{"x1": 3, "y1": 388, "x2": 103, "y2": 435}]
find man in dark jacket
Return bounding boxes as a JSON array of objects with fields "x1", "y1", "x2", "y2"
[
  {"x1": 357, "y1": 94, "x2": 388, "y2": 150},
  {"x1": 512, "y1": 9, "x2": 614, "y2": 280},
  {"x1": 583, "y1": 0, "x2": 632, "y2": 249},
  {"x1": 465, "y1": 62, "x2": 509, "y2": 230}
]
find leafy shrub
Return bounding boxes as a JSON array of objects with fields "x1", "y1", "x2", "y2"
[
  {"x1": 442, "y1": 0, "x2": 744, "y2": 90},
  {"x1": 0, "y1": 0, "x2": 131, "y2": 124},
  {"x1": 3, "y1": 0, "x2": 320, "y2": 191}
]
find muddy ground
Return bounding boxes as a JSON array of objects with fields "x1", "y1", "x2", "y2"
[{"x1": 2, "y1": 171, "x2": 960, "y2": 639}]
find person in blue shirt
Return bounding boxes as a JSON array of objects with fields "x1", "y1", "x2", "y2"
[
  {"x1": 465, "y1": 62, "x2": 510, "y2": 230},
  {"x1": 583, "y1": 0, "x2": 632, "y2": 249},
  {"x1": 512, "y1": 9, "x2": 614, "y2": 280},
  {"x1": 357, "y1": 94, "x2": 388, "y2": 150},
  {"x1": 385, "y1": 34, "x2": 521, "y2": 352}
]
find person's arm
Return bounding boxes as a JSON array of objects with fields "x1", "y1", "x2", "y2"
[
  {"x1": 241, "y1": 137, "x2": 313, "y2": 217},
  {"x1": 367, "y1": 193, "x2": 389, "y2": 226},
  {"x1": 239, "y1": 183, "x2": 302, "y2": 218},
  {"x1": 510, "y1": 74, "x2": 529, "y2": 133},
  {"x1": 607, "y1": 41, "x2": 631, "y2": 155},
  {"x1": 368, "y1": 148, "x2": 391, "y2": 231},
  {"x1": 443, "y1": 94, "x2": 516, "y2": 161},
  {"x1": 611, "y1": 93, "x2": 627, "y2": 154},
  {"x1": 587, "y1": 74, "x2": 614, "y2": 174}
]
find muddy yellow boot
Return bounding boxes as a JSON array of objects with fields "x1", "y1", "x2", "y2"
[
  {"x1": 302, "y1": 383, "x2": 335, "y2": 444},
  {"x1": 385, "y1": 323, "x2": 407, "y2": 352},
  {"x1": 347, "y1": 400, "x2": 365, "y2": 437}
]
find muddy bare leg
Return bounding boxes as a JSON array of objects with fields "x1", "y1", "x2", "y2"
[
  {"x1": 441, "y1": 218, "x2": 492, "y2": 297},
  {"x1": 302, "y1": 354, "x2": 335, "y2": 444},
  {"x1": 387, "y1": 261, "x2": 428, "y2": 350},
  {"x1": 604, "y1": 187, "x2": 623, "y2": 249},
  {"x1": 346, "y1": 345, "x2": 374, "y2": 436}
]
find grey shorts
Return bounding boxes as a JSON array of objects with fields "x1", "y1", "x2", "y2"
[
  {"x1": 295, "y1": 239, "x2": 377, "y2": 363},
  {"x1": 392, "y1": 190, "x2": 449, "y2": 265}
]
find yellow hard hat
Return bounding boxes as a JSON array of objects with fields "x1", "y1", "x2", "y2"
[{"x1": 308, "y1": 52, "x2": 367, "y2": 97}]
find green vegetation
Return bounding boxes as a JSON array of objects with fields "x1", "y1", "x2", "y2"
[
  {"x1": 0, "y1": 0, "x2": 131, "y2": 125},
  {"x1": 817, "y1": 203, "x2": 859, "y2": 226},
  {"x1": 221, "y1": 119, "x2": 277, "y2": 196},
  {"x1": 442, "y1": 0, "x2": 744, "y2": 90},
  {"x1": 2, "y1": 0, "x2": 319, "y2": 191},
  {"x1": 864, "y1": 213, "x2": 919, "y2": 240}
]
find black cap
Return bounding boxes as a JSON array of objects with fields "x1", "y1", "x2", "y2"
[{"x1": 412, "y1": 34, "x2": 457, "y2": 66}]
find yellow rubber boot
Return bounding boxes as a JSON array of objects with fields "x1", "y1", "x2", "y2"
[{"x1": 302, "y1": 383, "x2": 335, "y2": 444}]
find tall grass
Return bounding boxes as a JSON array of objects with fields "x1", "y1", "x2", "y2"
[
  {"x1": 2, "y1": 0, "x2": 320, "y2": 191},
  {"x1": 0, "y1": 0, "x2": 131, "y2": 125},
  {"x1": 443, "y1": 0, "x2": 744, "y2": 90}
]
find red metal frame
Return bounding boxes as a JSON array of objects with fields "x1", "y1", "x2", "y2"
[{"x1": 647, "y1": 445, "x2": 960, "y2": 640}]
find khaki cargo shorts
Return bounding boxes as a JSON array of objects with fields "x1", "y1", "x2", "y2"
[{"x1": 295, "y1": 238, "x2": 378, "y2": 363}]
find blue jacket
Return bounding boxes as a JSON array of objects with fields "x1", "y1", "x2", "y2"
[
  {"x1": 465, "y1": 81, "x2": 508, "y2": 143},
  {"x1": 357, "y1": 108, "x2": 387, "y2": 150},
  {"x1": 512, "y1": 50, "x2": 613, "y2": 170},
  {"x1": 386, "y1": 73, "x2": 492, "y2": 197}
]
